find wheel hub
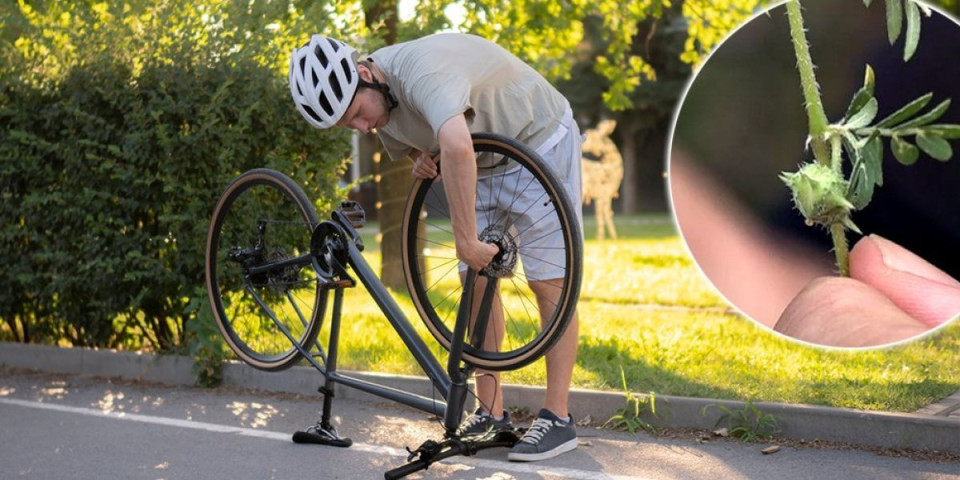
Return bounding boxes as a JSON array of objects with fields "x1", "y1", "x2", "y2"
[{"x1": 479, "y1": 225, "x2": 518, "y2": 278}]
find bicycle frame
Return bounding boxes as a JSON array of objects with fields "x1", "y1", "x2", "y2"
[{"x1": 248, "y1": 204, "x2": 500, "y2": 440}]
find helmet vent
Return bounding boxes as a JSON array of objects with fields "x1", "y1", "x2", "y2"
[
  {"x1": 315, "y1": 44, "x2": 329, "y2": 68},
  {"x1": 340, "y1": 59, "x2": 352, "y2": 84},
  {"x1": 329, "y1": 71, "x2": 343, "y2": 99},
  {"x1": 318, "y1": 92, "x2": 333, "y2": 117},
  {"x1": 303, "y1": 104, "x2": 323, "y2": 123},
  {"x1": 326, "y1": 37, "x2": 340, "y2": 52}
]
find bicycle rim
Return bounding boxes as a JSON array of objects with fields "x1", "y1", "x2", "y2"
[
  {"x1": 205, "y1": 169, "x2": 324, "y2": 372},
  {"x1": 402, "y1": 133, "x2": 582, "y2": 371}
]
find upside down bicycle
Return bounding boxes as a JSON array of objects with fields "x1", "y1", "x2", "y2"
[{"x1": 204, "y1": 133, "x2": 582, "y2": 478}]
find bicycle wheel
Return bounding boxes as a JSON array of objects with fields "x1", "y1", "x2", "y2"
[
  {"x1": 205, "y1": 169, "x2": 325, "y2": 371},
  {"x1": 401, "y1": 133, "x2": 583, "y2": 371}
]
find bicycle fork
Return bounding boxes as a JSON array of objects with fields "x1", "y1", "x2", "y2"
[{"x1": 442, "y1": 268, "x2": 497, "y2": 434}]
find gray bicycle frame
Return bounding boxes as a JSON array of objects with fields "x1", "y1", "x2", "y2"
[{"x1": 247, "y1": 209, "x2": 498, "y2": 434}]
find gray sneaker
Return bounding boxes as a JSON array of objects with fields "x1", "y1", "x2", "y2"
[
  {"x1": 457, "y1": 408, "x2": 513, "y2": 437},
  {"x1": 508, "y1": 409, "x2": 578, "y2": 462}
]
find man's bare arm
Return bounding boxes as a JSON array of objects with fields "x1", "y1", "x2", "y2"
[{"x1": 436, "y1": 114, "x2": 497, "y2": 271}]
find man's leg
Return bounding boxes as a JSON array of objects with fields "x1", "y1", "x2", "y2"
[
  {"x1": 529, "y1": 278, "x2": 578, "y2": 418},
  {"x1": 508, "y1": 277, "x2": 579, "y2": 462},
  {"x1": 455, "y1": 273, "x2": 511, "y2": 436},
  {"x1": 471, "y1": 275, "x2": 505, "y2": 417}
]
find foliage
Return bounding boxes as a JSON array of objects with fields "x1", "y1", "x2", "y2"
[
  {"x1": 707, "y1": 400, "x2": 780, "y2": 442},
  {"x1": 603, "y1": 366, "x2": 658, "y2": 434},
  {"x1": 185, "y1": 290, "x2": 226, "y2": 387},
  {"x1": 781, "y1": 0, "x2": 960, "y2": 275},
  {"x1": 399, "y1": 0, "x2": 769, "y2": 111},
  {"x1": 0, "y1": 0, "x2": 351, "y2": 351},
  {"x1": 680, "y1": 0, "x2": 772, "y2": 65}
]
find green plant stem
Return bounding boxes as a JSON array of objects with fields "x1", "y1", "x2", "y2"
[
  {"x1": 786, "y1": 0, "x2": 830, "y2": 165},
  {"x1": 787, "y1": 0, "x2": 850, "y2": 275},
  {"x1": 831, "y1": 223, "x2": 850, "y2": 276}
]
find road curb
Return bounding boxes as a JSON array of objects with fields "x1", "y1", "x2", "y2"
[{"x1": 1, "y1": 342, "x2": 957, "y2": 453}]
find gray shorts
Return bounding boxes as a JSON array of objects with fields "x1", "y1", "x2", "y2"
[{"x1": 469, "y1": 108, "x2": 583, "y2": 281}]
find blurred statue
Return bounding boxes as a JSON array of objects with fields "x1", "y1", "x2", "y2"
[{"x1": 581, "y1": 119, "x2": 623, "y2": 241}]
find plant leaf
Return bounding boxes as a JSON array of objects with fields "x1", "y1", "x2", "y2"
[
  {"x1": 864, "y1": 0, "x2": 874, "y2": 7},
  {"x1": 892, "y1": 135, "x2": 919, "y2": 165},
  {"x1": 863, "y1": 64, "x2": 875, "y2": 92},
  {"x1": 844, "y1": 91, "x2": 874, "y2": 123},
  {"x1": 904, "y1": 0, "x2": 922, "y2": 61},
  {"x1": 916, "y1": 133, "x2": 952, "y2": 161},
  {"x1": 885, "y1": 0, "x2": 903, "y2": 44},
  {"x1": 924, "y1": 124, "x2": 960, "y2": 139},
  {"x1": 843, "y1": 133, "x2": 880, "y2": 210},
  {"x1": 845, "y1": 97, "x2": 878, "y2": 128},
  {"x1": 843, "y1": 65, "x2": 876, "y2": 122},
  {"x1": 863, "y1": 135, "x2": 884, "y2": 187},
  {"x1": 875, "y1": 93, "x2": 932, "y2": 128},
  {"x1": 846, "y1": 159, "x2": 875, "y2": 210},
  {"x1": 894, "y1": 98, "x2": 951, "y2": 129}
]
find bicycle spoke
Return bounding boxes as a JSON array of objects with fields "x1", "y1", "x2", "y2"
[
  {"x1": 207, "y1": 170, "x2": 324, "y2": 372},
  {"x1": 402, "y1": 135, "x2": 580, "y2": 370}
]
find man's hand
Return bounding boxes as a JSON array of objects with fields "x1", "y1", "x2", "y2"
[
  {"x1": 412, "y1": 151, "x2": 440, "y2": 180},
  {"x1": 457, "y1": 238, "x2": 500, "y2": 272},
  {"x1": 775, "y1": 235, "x2": 960, "y2": 347}
]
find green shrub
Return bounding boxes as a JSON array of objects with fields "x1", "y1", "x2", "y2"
[{"x1": 0, "y1": 35, "x2": 350, "y2": 350}]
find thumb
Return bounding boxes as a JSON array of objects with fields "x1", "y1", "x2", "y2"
[{"x1": 849, "y1": 234, "x2": 960, "y2": 328}]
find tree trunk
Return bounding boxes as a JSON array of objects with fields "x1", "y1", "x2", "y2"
[
  {"x1": 364, "y1": 0, "x2": 411, "y2": 291},
  {"x1": 376, "y1": 154, "x2": 414, "y2": 290},
  {"x1": 619, "y1": 124, "x2": 639, "y2": 215}
]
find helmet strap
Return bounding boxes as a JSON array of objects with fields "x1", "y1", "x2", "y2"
[
  {"x1": 359, "y1": 78, "x2": 399, "y2": 112},
  {"x1": 358, "y1": 59, "x2": 399, "y2": 112}
]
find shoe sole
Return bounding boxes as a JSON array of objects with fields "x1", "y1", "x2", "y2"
[
  {"x1": 458, "y1": 425, "x2": 515, "y2": 438},
  {"x1": 507, "y1": 437, "x2": 578, "y2": 462}
]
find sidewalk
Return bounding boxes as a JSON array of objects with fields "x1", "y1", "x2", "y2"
[
  {"x1": 1, "y1": 342, "x2": 958, "y2": 453},
  {"x1": 918, "y1": 391, "x2": 960, "y2": 420}
]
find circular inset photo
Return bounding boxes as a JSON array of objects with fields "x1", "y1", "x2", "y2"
[{"x1": 668, "y1": 0, "x2": 960, "y2": 348}]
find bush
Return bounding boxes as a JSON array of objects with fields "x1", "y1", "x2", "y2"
[{"x1": 0, "y1": 51, "x2": 350, "y2": 349}]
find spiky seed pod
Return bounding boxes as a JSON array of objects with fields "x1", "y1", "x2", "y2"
[{"x1": 780, "y1": 163, "x2": 860, "y2": 233}]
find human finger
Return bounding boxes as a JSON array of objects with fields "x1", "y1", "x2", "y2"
[
  {"x1": 412, "y1": 161, "x2": 435, "y2": 179},
  {"x1": 849, "y1": 235, "x2": 960, "y2": 328},
  {"x1": 775, "y1": 276, "x2": 929, "y2": 347},
  {"x1": 413, "y1": 153, "x2": 438, "y2": 179}
]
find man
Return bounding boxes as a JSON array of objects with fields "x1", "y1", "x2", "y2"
[{"x1": 289, "y1": 33, "x2": 583, "y2": 462}]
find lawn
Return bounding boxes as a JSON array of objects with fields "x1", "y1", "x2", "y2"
[{"x1": 306, "y1": 214, "x2": 960, "y2": 413}]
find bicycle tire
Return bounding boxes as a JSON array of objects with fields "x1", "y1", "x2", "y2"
[
  {"x1": 205, "y1": 168, "x2": 325, "y2": 371},
  {"x1": 401, "y1": 133, "x2": 583, "y2": 371}
]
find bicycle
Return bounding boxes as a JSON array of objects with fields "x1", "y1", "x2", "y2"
[{"x1": 204, "y1": 132, "x2": 582, "y2": 479}]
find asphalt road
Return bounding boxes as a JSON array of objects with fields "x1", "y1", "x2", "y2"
[{"x1": 1, "y1": 369, "x2": 957, "y2": 480}]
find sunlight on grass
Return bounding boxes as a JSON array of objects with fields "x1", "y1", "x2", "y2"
[
  {"x1": 581, "y1": 238, "x2": 725, "y2": 308},
  {"x1": 285, "y1": 214, "x2": 960, "y2": 413}
]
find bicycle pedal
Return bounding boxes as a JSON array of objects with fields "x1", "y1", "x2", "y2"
[
  {"x1": 406, "y1": 440, "x2": 441, "y2": 461},
  {"x1": 292, "y1": 423, "x2": 353, "y2": 448},
  {"x1": 338, "y1": 201, "x2": 366, "y2": 228},
  {"x1": 292, "y1": 429, "x2": 353, "y2": 448}
]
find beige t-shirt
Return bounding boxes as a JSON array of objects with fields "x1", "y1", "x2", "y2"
[{"x1": 369, "y1": 33, "x2": 569, "y2": 161}]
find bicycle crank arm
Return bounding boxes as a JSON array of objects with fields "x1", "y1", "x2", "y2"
[{"x1": 384, "y1": 431, "x2": 521, "y2": 479}]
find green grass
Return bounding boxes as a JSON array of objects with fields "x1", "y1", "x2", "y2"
[{"x1": 300, "y1": 214, "x2": 960, "y2": 413}]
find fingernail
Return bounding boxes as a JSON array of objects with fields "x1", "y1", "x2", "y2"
[{"x1": 869, "y1": 234, "x2": 960, "y2": 288}]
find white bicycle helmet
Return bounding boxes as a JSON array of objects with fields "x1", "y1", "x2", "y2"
[{"x1": 289, "y1": 35, "x2": 360, "y2": 129}]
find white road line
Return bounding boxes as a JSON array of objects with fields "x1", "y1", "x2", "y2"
[{"x1": 0, "y1": 397, "x2": 648, "y2": 480}]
